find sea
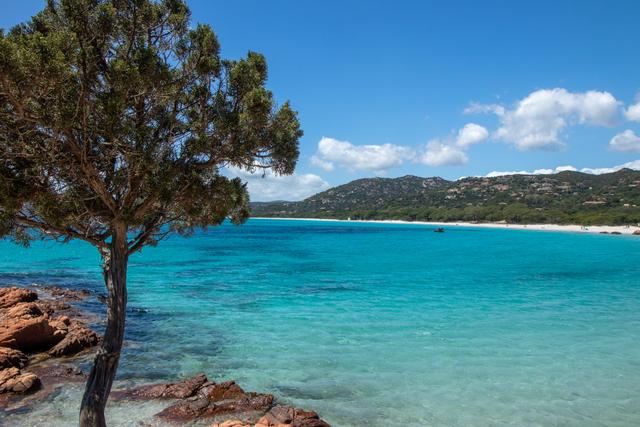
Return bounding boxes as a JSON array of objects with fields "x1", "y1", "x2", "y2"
[{"x1": 1, "y1": 218, "x2": 639, "y2": 427}]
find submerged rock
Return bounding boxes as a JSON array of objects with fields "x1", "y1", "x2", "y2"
[
  {"x1": 115, "y1": 374, "x2": 330, "y2": 426},
  {"x1": 117, "y1": 373, "x2": 209, "y2": 400},
  {"x1": 34, "y1": 285, "x2": 91, "y2": 301}
]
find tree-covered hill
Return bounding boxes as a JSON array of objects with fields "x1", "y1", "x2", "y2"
[{"x1": 250, "y1": 169, "x2": 640, "y2": 225}]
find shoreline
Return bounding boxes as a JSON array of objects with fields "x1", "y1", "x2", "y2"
[{"x1": 252, "y1": 217, "x2": 640, "y2": 235}]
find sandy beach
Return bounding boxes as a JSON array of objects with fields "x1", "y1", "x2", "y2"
[{"x1": 254, "y1": 217, "x2": 640, "y2": 235}]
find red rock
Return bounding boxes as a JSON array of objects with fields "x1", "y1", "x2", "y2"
[
  {"x1": 0, "y1": 347, "x2": 28, "y2": 370},
  {"x1": 156, "y1": 392, "x2": 275, "y2": 423},
  {"x1": 199, "y1": 380, "x2": 247, "y2": 401},
  {"x1": 3, "y1": 301, "x2": 44, "y2": 319},
  {"x1": 114, "y1": 374, "x2": 330, "y2": 426},
  {"x1": 208, "y1": 420, "x2": 252, "y2": 427},
  {"x1": 118, "y1": 373, "x2": 209, "y2": 400},
  {"x1": 262, "y1": 405, "x2": 330, "y2": 427},
  {"x1": 36, "y1": 285, "x2": 92, "y2": 301},
  {"x1": 48, "y1": 321, "x2": 99, "y2": 357},
  {"x1": 0, "y1": 316, "x2": 66, "y2": 351},
  {"x1": 0, "y1": 288, "x2": 37, "y2": 309},
  {"x1": 0, "y1": 367, "x2": 41, "y2": 394}
]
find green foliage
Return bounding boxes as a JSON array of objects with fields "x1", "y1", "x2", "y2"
[
  {"x1": 0, "y1": 0, "x2": 302, "y2": 252},
  {"x1": 252, "y1": 170, "x2": 640, "y2": 226}
]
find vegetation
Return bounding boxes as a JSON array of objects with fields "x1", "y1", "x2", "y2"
[
  {"x1": 251, "y1": 169, "x2": 640, "y2": 225},
  {"x1": 0, "y1": 1, "x2": 301, "y2": 425}
]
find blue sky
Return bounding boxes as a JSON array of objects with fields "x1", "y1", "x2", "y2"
[{"x1": 3, "y1": 1, "x2": 640, "y2": 200}]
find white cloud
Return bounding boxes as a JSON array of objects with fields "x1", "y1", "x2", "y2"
[
  {"x1": 609, "y1": 130, "x2": 640, "y2": 152},
  {"x1": 227, "y1": 167, "x2": 330, "y2": 201},
  {"x1": 420, "y1": 140, "x2": 468, "y2": 166},
  {"x1": 485, "y1": 160, "x2": 640, "y2": 177},
  {"x1": 463, "y1": 102, "x2": 505, "y2": 116},
  {"x1": 467, "y1": 88, "x2": 622, "y2": 150},
  {"x1": 580, "y1": 159, "x2": 640, "y2": 175},
  {"x1": 625, "y1": 102, "x2": 640, "y2": 122},
  {"x1": 310, "y1": 155, "x2": 334, "y2": 171},
  {"x1": 312, "y1": 137, "x2": 414, "y2": 173},
  {"x1": 456, "y1": 123, "x2": 489, "y2": 147}
]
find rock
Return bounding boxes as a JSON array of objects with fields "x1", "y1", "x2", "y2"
[
  {"x1": 0, "y1": 288, "x2": 37, "y2": 309},
  {"x1": 2, "y1": 301, "x2": 44, "y2": 320},
  {"x1": 199, "y1": 380, "x2": 247, "y2": 401},
  {"x1": 261, "y1": 405, "x2": 330, "y2": 427},
  {"x1": 36, "y1": 300, "x2": 74, "y2": 316},
  {"x1": 0, "y1": 315, "x2": 66, "y2": 351},
  {"x1": 0, "y1": 367, "x2": 41, "y2": 394},
  {"x1": 0, "y1": 347, "x2": 28, "y2": 370},
  {"x1": 0, "y1": 286, "x2": 99, "y2": 356},
  {"x1": 156, "y1": 392, "x2": 275, "y2": 423},
  {"x1": 208, "y1": 420, "x2": 252, "y2": 427},
  {"x1": 633, "y1": 229, "x2": 640, "y2": 235},
  {"x1": 36, "y1": 285, "x2": 91, "y2": 301},
  {"x1": 117, "y1": 373, "x2": 209, "y2": 400},
  {"x1": 114, "y1": 374, "x2": 330, "y2": 426},
  {"x1": 48, "y1": 321, "x2": 100, "y2": 357}
]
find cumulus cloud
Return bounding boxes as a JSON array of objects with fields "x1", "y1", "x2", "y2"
[
  {"x1": 466, "y1": 88, "x2": 622, "y2": 150},
  {"x1": 311, "y1": 137, "x2": 414, "y2": 173},
  {"x1": 625, "y1": 102, "x2": 640, "y2": 122},
  {"x1": 415, "y1": 123, "x2": 487, "y2": 167},
  {"x1": 485, "y1": 160, "x2": 640, "y2": 177},
  {"x1": 420, "y1": 140, "x2": 468, "y2": 166},
  {"x1": 456, "y1": 123, "x2": 489, "y2": 147},
  {"x1": 227, "y1": 167, "x2": 330, "y2": 201},
  {"x1": 609, "y1": 130, "x2": 640, "y2": 152},
  {"x1": 310, "y1": 155, "x2": 334, "y2": 171}
]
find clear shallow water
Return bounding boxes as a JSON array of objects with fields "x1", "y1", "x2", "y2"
[{"x1": 1, "y1": 219, "x2": 640, "y2": 427}]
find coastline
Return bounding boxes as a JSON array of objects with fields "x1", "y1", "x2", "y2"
[{"x1": 252, "y1": 217, "x2": 640, "y2": 235}]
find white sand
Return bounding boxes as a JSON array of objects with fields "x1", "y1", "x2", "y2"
[{"x1": 253, "y1": 217, "x2": 640, "y2": 235}]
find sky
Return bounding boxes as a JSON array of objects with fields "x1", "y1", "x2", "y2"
[{"x1": 3, "y1": 1, "x2": 640, "y2": 201}]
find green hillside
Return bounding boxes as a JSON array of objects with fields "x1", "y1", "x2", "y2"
[{"x1": 251, "y1": 169, "x2": 640, "y2": 225}]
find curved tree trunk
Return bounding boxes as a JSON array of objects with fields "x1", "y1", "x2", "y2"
[{"x1": 79, "y1": 223, "x2": 129, "y2": 427}]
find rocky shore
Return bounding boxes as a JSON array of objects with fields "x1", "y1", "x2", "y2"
[
  {"x1": 113, "y1": 373, "x2": 330, "y2": 427},
  {"x1": 0, "y1": 286, "x2": 99, "y2": 403},
  {"x1": 0, "y1": 285, "x2": 331, "y2": 426}
]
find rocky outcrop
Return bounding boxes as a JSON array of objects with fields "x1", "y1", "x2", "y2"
[
  {"x1": 0, "y1": 347, "x2": 28, "y2": 370},
  {"x1": 0, "y1": 367, "x2": 40, "y2": 394},
  {"x1": 0, "y1": 288, "x2": 37, "y2": 309},
  {"x1": 0, "y1": 286, "x2": 100, "y2": 402},
  {"x1": 115, "y1": 373, "x2": 209, "y2": 400},
  {"x1": 0, "y1": 304, "x2": 67, "y2": 351},
  {"x1": 47, "y1": 319, "x2": 99, "y2": 357},
  {"x1": 633, "y1": 229, "x2": 640, "y2": 235},
  {"x1": 115, "y1": 374, "x2": 330, "y2": 426}
]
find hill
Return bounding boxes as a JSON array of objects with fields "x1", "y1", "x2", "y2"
[{"x1": 250, "y1": 169, "x2": 640, "y2": 225}]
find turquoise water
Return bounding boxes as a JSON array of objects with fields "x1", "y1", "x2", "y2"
[{"x1": 1, "y1": 219, "x2": 640, "y2": 426}]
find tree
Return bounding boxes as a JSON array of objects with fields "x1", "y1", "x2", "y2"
[{"x1": 0, "y1": 1, "x2": 301, "y2": 425}]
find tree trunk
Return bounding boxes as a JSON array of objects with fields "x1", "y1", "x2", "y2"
[{"x1": 79, "y1": 223, "x2": 129, "y2": 427}]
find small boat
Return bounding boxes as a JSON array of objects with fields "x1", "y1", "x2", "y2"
[{"x1": 434, "y1": 227, "x2": 445, "y2": 233}]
